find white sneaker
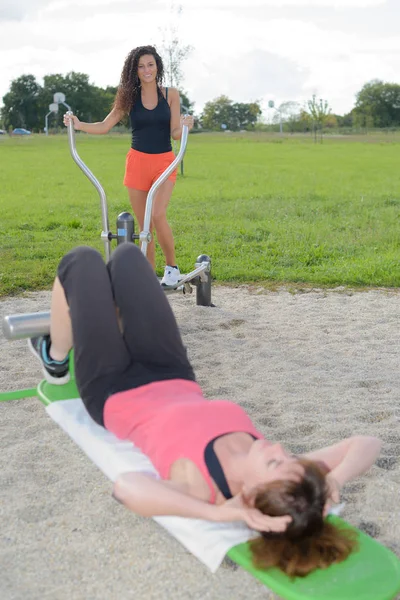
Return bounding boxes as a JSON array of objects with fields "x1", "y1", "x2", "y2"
[{"x1": 161, "y1": 265, "x2": 181, "y2": 287}]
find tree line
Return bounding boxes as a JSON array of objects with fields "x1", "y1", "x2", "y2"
[
  {"x1": 268, "y1": 80, "x2": 400, "y2": 134},
  {"x1": 1, "y1": 73, "x2": 399, "y2": 133},
  {"x1": 0, "y1": 72, "x2": 259, "y2": 133}
]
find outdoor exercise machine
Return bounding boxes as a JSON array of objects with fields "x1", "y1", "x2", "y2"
[
  {"x1": 2, "y1": 112, "x2": 213, "y2": 359},
  {"x1": 65, "y1": 111, "x2": 211, "y2": 307}
]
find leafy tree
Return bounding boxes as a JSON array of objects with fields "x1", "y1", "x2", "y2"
[
  {"x1": 179, "y1": 89, "x2": 200, "y2": 130},
  {"x1": 336, "y1": 112, "x2": 354, "y2": 128},
  {"x1": 2, "y1": 74, "x2": 41, "y2": 130},
  {"x1": 307, "y1": 95, "x2": 331, "y2": 126},
  {"x1": 353, "y1": 79, "x2": 400, "y2": 128},
  {"x1": 297, "y1": 109, "x2": 313, "y2": 132},
  {"x1": 93, "y1": 85, "x2": 118, "y2": 120},
  {"x1": 200, "y1": 95, "x2": 261, "y2": 131},
  {"x1": 277, "y1": 101, "x2": 302, "y2": 133},
  {"x1": 179, "y1": 90, "x2": 194, "y2": 113},
  {"x1": 201, "y1": 95, "x2": 233, "y2": 130},
  {"x1": 324, "y1": 114, "x2": 338, "y2": 128},
  {"x1": 307, "y1": 94, "x2": 331, "y2": 142},
  {"x1": 231, "y1": 102, "x2": 262, "y2": 130}
]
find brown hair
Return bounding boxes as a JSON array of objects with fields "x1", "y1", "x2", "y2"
[
  {"x1": 248, "y1": 460, "x2": 358, "y2": 577},
  {"x1": 113, "y1": 45, "x2": 165, "y2": 114}
]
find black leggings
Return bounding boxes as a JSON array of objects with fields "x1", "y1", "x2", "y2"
[{"x1": 57, "y1": 244, "x2": 195, "y2": 425}]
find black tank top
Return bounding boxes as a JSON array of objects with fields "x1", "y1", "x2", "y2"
[
  {"x1": 129, "y1": 87, "x2": 172, "y2": 154},
  {"x1": 204, "y1": 433, "x2": 258, "y2": 500}
]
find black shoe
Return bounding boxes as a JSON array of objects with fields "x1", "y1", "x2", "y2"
[{"x1": 28, "y1": 334, "x2": 70, "y2": 385}]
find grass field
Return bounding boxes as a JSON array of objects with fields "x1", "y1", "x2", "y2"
[{"x1": 1, "y1": 131, "x2": 399, "y2": 296}]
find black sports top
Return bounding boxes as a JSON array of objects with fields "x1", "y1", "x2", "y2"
[
  {"x1": 204, "y1": 433, "x2": 258, "y2": 500},
  {"x1": 129, "y1": 87, "x2": 172, "y2": 154}
]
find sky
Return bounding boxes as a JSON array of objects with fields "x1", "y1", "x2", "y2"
[{"x1": 0, "y1": 0, "x2": 399, "y2": 119}]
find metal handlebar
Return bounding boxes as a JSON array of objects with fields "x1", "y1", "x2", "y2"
[
  {"x1": 66, "y1": 112, "x2": 111, "y2": 260},
  {"x1": 141, "y1": 125, "x2": 189, "y2": 257}
]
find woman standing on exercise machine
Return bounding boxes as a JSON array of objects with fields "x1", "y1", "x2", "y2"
[{"x1": 63, "y1": 45, "x2": 194, "y2": 287}]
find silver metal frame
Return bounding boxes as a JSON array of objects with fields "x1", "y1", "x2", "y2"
[
  {"x1": 66, "y1": 113, "x2": 189, "y2": 261},
  {"x1": 66, "y1": 113, "x2": 111, "y2": 260}
]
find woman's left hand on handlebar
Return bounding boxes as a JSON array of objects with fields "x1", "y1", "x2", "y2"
[{"x1": 180, "y1": 114, "x2": 194, "y2": 131}]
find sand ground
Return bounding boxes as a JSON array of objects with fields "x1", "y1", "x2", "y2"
[{"x1": 1, "y1": 285, "x2": 399, "y2": 600}]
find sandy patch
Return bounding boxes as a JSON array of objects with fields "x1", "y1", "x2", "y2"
[{"x1": 1, "y1": 286, "x2": 399, "y2": 599}]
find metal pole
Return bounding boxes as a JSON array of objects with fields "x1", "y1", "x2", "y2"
[
  {"x1": 180, "y1": 104, "x2": 190, "y2": 177},
  {"x1": 65, "y1": 111, "x2": 111, "y2": 261},
  {"x1": 45, "y1": 111, "x2": 51, "y2": 136}
]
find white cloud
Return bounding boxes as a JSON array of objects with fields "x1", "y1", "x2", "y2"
[
  {"x1": 177, "y1": 8, "x2": 400, "y2": 114},
  {"x1": 0, "y1": 0, "x2": 398, "y2": 118},
  {"x1": 181, "y1": 0, "x2": 386, "y2": 6},
  {"x1": 0, "y1": 0, "x2": 163, "y2": 21}
]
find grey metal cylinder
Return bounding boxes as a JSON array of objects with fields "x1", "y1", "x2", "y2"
[
  {"x1": 116, "y1": 212, "x2": 135, "y2": 245},
  {"x1": 195, "y1": 255, "x2": 212, "y2": 307},
  {"x1": 3, "y1": 312, "x2": 51, "y2": 340}
]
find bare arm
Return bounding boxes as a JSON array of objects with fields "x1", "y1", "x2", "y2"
[
  {"x1": 114, "y1": 472, "x2": 219, "y2": 520},
  {"x1": 63, "y1": 107, "x2": 125, "y2": 135},
  {"x1": 302, "y1": 435, "x2": 382, "y2": 488},
  {"x1": 168, "y1": 88, "x2": 194, "y2": 140},
  {"x1": 113, "y1": 472, "x2": 291, "y2": 532}
]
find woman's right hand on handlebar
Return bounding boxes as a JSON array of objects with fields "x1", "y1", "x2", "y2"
[{"x1": 63, "y1": 113, "x2": 81, "y2": 130}]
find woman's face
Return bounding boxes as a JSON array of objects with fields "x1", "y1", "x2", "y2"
[
  {"x1": 137, "y1": 54, "x2": 157, "y2": 84},
  {"x1": 242, "y1": 440, "x2": 303, "y2": 498}
]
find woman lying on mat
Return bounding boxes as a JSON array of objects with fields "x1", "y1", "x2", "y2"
[{"x1": 28, "y1": 243, "x2": 382, "y2": 577}]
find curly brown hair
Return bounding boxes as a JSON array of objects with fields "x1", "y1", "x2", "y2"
[
  {"x1": 248, "y1": 460, "x2": 358, "y2": 578},
  {"x1": 113, "y1": 45, "x2": 165, "y2": 114}
]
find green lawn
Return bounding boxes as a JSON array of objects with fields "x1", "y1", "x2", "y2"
[{"x1": 1, "y1": 132, "x2": 399, "y2": 296}]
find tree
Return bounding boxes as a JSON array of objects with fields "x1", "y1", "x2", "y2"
[
  {"x1": 1, "y1": 74, "x2": 41, "y2": 130},
  {"x1": 200, "y1": 96, "x2": 261, "y2": 131},
  {"x1": 1, "y1": 72, "x2": 120, "y2": 132},
  {"x1": 336, "y1": 112, "x2": 354, "y2": 128},
  {"x1": 353, "y1": 79, "x2": 400, "y2": 128},
  {"x1": 307, "y1": 95, "x2": 331, "y2": 142},
  {"x1": 39, "y1": 72, "x2": 114, "y2": 128},
  {"x1": 277, "y1": 101, "x2": 302, "y2": 133},
  {"x1": 324, "y1": 114, "x2": 338, "y2": 129},
  {"x1": 294, "y1": 109, "x2": 312, "y2": 133},
  {"x1": 231, "y1": 102, "x2": 262, "y2": 130},
  {"x1": 160, "y1": 3, "x2": 192, "y2": 88},
  {"x1": 179, "y1": 90, "x2": 194, "y2": 114},
  {"x1": 201, "y1": 95, "x2": 232, "y2": 130}
]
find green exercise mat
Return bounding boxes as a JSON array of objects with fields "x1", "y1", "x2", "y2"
[{"x1": 228, "y1": 515, "x2": 400, "y2": 600}]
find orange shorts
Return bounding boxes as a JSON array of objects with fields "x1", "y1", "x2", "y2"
[{"x1": 123, "y1": 148, "x2": 177, "y2": 191}]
